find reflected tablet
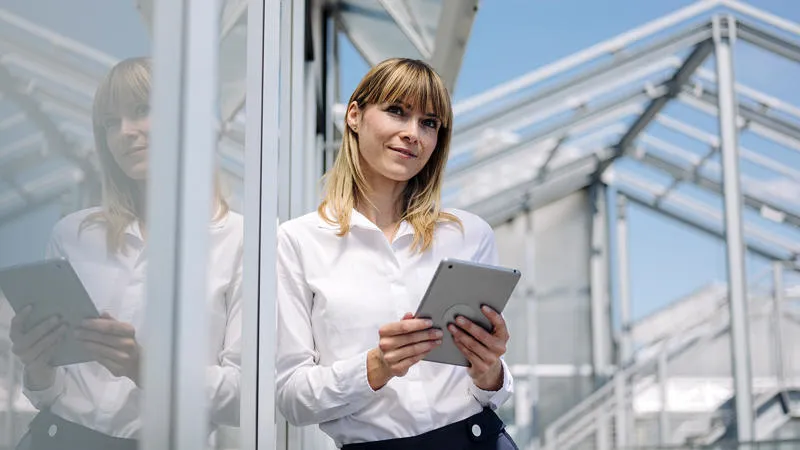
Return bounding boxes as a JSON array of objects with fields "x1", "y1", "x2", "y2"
[
  {"x1": 0, "y1": 258, "x2": 100, "y2": 366},
  {"x1": 414, "y1": 258, "x2": 521, "y2": 366}
]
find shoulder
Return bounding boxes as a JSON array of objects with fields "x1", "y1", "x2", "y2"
[
  {"x1": 278, "y1": 210, "x2": 327, "y2": 239},
  {"x1": 441, "y1": 208, "x2": 494, "y2": 240},
  {"x1": 50, "y1": 207, "x2": 104, "y2": 242}
]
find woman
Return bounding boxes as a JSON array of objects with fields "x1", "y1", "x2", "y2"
[
  {"x1": 276, "y1": 58, "x2": 518, "y2": 449},
  {"x1": 9, "y1": 57, "x2": 242, "y2": 449}
]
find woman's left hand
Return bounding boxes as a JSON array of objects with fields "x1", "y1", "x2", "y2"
[
  {"x1": 448, "y1": 305, "x2": 509, "y2": 391},
  {"x1": 76, "y1": 313, "x2": 142, "y2": 386}
]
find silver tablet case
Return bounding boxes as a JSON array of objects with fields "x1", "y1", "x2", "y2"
[
  {"x1": 414, "y1": 258, "x2": 521, "y2": 366},
  {"x1": 0, "y1": 258, "x2": 100, "y2": 366}
]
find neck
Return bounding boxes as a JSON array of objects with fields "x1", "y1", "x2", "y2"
[
  {"x1": 356, "y1": 175, "x2": 406, "y2": 230},
  {"x1": 133, "y1": 180, "x2": 147, "y2": 224}
]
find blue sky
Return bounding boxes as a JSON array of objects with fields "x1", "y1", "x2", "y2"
[
  {"x1": 337, "y1": 0, "x2": 800, "y2": 321},
  {"x1": 2, "y1": 0, "x2": 799, "y2": 323}
]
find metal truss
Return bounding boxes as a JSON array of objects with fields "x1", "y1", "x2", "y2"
[{"x1": 445, "y1": 0, "x2": 800, "y2": 270}]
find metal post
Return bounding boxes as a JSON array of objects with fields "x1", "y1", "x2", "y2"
[
  {"x1": 524, "y1": 210, "x2": 539, "y2": 448},
  {"x1": 142, "y1": 0, "x2": 219, "y2": 447},
  {"x1": 241, "y1": 0, "x2": 282, "y2": 449},
  {"x1": 772, "y1": 261, "x2": 786, "y2": 390},
  {"x1": 658, "y1": 348, "x2": 669, "y2": 445},
  {"x1": 714, "y1": 14, "x2": 755, "y2": 443},
  {"x1": 615, "y1": 194, "x2": 631, "y2": 448},
  {"x1": 289, "y1": 0, "x2": 306, "y2": 217},
  {"x1": 590, "y1": 183, "x2": 610, "y2": 383}
]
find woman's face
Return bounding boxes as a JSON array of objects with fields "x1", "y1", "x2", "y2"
[
  {"x1": 348, "y1": 100, "x2": 441, "y2": 185},
  {"x1": 103, "y1": 104, "x2": 150, "y2": 180}
]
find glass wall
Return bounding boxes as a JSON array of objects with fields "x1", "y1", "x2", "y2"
[{"x1": 0, "y1": 0, "x2": 258, "y2": 448}]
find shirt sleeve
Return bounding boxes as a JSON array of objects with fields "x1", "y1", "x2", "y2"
[
  {"x1": 22, "y1": 231, "x2": 68, "y2": 409},
  {"x1": 275, "y1": 227, "x2": 379, "y2": 427},
  {"x1": 206, "y1": 239, "x2": 243, "y2": 427},
  {"x1": 468, "y1": 219, "x2": 514, "y2": 409}
]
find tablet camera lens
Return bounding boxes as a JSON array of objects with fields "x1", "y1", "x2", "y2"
[{"x1": 448, "y1": 264, "x2": 453, "y2": 269}]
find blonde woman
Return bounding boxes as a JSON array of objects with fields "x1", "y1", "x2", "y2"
[
  {"x1": 9, "y1": 57, "x2": 242, "y2": 449},
  {"x1": 276, "y1": 58, "x2": 518, "y2": 449}
]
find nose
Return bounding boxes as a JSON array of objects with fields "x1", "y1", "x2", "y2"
[
  {"x1": 400, "y1": 120, "x2": 420, "y2": 144},
  {"x1": 120, "y1": 117, "x2": 139, "y2": 135}
]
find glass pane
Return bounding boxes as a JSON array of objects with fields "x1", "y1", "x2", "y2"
[{"x1": 0, "y1": 1, "x2": 248, "y2": 448}]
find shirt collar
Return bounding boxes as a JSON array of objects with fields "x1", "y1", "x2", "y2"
[{"x1": 317, "y1": 208, "x2": 415, "y2": 240}]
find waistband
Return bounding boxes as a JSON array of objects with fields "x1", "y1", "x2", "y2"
[{"x1": 341, "y1": 407, "x2": 508, "y2": 450}]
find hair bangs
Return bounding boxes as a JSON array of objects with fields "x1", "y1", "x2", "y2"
[
  {"x1": 93, "y1": 58, "x2": 151, "y2": 125},
  {"x1": 361, "y1": 61, "x2": 451, "y2": 129}
]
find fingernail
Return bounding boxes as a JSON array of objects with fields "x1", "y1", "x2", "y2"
[
  {"x1": 482, "y1": 305, "x2": 491, "y2": 312},
  {"x1": 433, "y1": 330, "x2": 443, "y2": 338},
  {"x1": 424, "y1": 319, "x2": 433, "y2": 327},
  {"x1": 448, "y1": 324, "x2": 457, "y2": 333},
  {"x1": 456, "y1": 316, "x2": 467, "y2": 325},
  {"x1": 434, "y1": 340, "x2": 442, "y2": 346}
]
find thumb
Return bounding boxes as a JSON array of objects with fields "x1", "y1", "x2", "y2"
[{"x1": 401, "y1": 312, "x2": 414, "y2": 320}]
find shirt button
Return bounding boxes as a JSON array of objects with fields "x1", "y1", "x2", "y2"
[
  {"x1": 471, "y1": 424, "x2": 481, "y2": 437},
  {"x1": 48, "y1": 424, "x2": 58, "y2": 437}
]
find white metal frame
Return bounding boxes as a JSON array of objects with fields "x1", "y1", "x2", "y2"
[{"x1": 141, "y1": 0, "x2": 220, "y2": 449}]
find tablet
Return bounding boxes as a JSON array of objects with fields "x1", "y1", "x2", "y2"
[
  {"x1": 0, "y1": 257, "x2": 100, "y2": 366},
  {"x1": 414, "y1": 258, "x2": 521, "y2": 366}
]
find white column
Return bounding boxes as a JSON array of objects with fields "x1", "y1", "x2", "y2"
[
  {"x1": 141, "y1": 0, "x2": 219, "y2": 447},
  {"x1": 714, "y1": 14, "x2": 754, "y2": 443}
]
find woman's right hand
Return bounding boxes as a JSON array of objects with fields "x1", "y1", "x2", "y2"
[
  {"x1": 367, "y1": 312, "x2": 443, "y2": 390},
  {"x1": 10, "y1": 305, "x2": 68, "y2": 389}
]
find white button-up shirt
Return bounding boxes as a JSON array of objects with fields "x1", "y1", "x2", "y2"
[
  {"x1": 21, "y1": 207, "x2": 243, "y2": 438},
  {"x1": 276, "y1": 208, "x2": 513, "y2": 447}
]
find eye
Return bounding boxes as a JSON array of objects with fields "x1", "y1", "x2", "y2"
[
  {"x1": 422, "y1": 118, "x2": 439, "y2": 129},
  {"x1": 386, "y1": 105, "x2": 404, "y2": 115},
  {"x1": 135, "y1": 104, "x2": 150, "y2": 117},
  {"x1": 104, "y1": 117, "x2": 121, "y2": 130}
]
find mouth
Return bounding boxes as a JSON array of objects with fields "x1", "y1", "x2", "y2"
[
  {"x1": 389, "y1": 146, "x2": 417, "y2": 159},
  {"x1": 127, "y1": 145, "x2": 148, "y2": 156}
]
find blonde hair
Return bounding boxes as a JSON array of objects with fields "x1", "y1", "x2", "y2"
[
  {"x1": 84, "y1": 56, "x2": 229, "y2": 253},
  {"x1": 318, "y1": 58, "x2": 460, "y2": 252}
]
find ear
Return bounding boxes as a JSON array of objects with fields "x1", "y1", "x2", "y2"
[{"x1": 346, "y1": 101, "x2": 361, "y2": 133}]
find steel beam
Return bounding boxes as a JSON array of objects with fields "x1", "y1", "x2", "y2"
[
  {"x1": 595, "y1": 40, "x2": 714, "y2": 177},
  {"x1": 447, "y1": 83, "x2": 662, "y2": 180},
  {"x1": 683, "y1": 85, "x2": 800, "y2": 146},
  {"x1": 617, "y1": 183, "x2": 798, "y2": 265},
  {"x1": 772, "y1": 261, "x2": 787, "y2": 390},
  {"x1": 452, "y1": 23, "x2": 711, "y2": 147},
  {"x1": 736, "y1": 20, "x2": 800, "y2": 64},
  {"x1": 429, "y1": 0, "x2": 479, "y2": 92},
  {"x1": 714, "y1": 15, "x2": 754, "y2": 442},
  {"x1": 634, "y1": 144, "x2": 800, "y2": 229}
]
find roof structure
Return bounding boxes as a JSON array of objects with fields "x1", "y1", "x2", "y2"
[
  {"x1": 0, "y1": 0, "x2": 478, "y2": 224},
  {"x1": 442, "y1": 0, "x2": 800, "y2": 269}
]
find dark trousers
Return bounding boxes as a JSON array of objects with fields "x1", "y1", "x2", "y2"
[
  {"x1": 16, "y1": 409, "x2": 137, "y2": 450},
  {"x1": 342, "y1": 408, "x2": 520, "y2": 450}
]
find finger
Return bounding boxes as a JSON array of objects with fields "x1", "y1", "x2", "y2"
[
  {"x1": 10, "y1": 305, "x2": 33, "y2": 334},
  {"x1": 81, "y1": 341, "x2": 131, "y2": 365},
  {"x1": 80, "y1": 319, "x2": 135, "y2": 338},
  {"x1": 481, "y1": 305, "x2": 509, "y2": 340},
  {"x1": 379, "y1": 327, "x2": 442, "y2": 353},
  {"x1": 383, "y1": 338, "x2": 441, "y2": 365},
  {"x1": 31, "y1": 329, "x2": 67, "y2": 366},
  {"x1": 379, "y1": 318, "x2": 434, "y2": 337},
  {"x1": 449, "y1": 324, "x2": 496, "y2": 364},
  {"x1": 19, "y1": 324, "x2": 68, "y2": 365},
  {"x1": 452, "y1": 335, "x2": 490, "y2": 372},
  {"x1": 454, "y1": 316, "x2": 498, "y2": 348},
  {"x1": 393, "y1": 351, "x2": 429, "y2": 376},
  {"x1": 75, "y1": 329, "x2": 134, "y2": 350},
  {"x1": 13, "y1": 316, "x2": 62, "y2": 354}
]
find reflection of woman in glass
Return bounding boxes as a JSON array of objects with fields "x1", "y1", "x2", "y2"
[
  {"x1": 9, "y1": 57, "x2": 242, "y2": 449},
  {"x1": 276, "y1": 58, "x2": 518, "y2": 449}
]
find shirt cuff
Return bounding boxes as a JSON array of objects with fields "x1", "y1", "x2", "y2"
[
  {"x1": 22, "y1": 367, "x2": 66, "y2": 410},
  {"x1": 469, "y1": 358, "x2": 513, "y2": 409},
  {"x1": 334, "y1": 349, "x2": 382, "y2": 400}
]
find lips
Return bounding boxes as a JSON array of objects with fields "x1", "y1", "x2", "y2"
[{"x1": 389, "y1": 146, "x2": 417, "y2": 158}]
